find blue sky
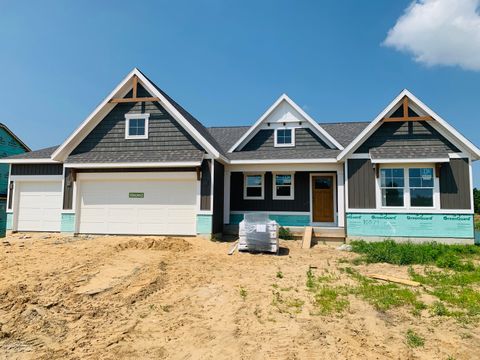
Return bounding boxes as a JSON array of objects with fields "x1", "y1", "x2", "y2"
[{"x1": 1, "y1": 0, "x2": 479, "y2": 185}]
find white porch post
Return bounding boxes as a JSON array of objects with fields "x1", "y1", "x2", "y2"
[{"x1": 337, "y1": 164, "x2": 345, "y2": 227}]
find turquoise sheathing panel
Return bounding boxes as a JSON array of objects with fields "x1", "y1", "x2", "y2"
[
  {"x1": 229, "y1": 213, "x2": 310, "y2": 227},
  {"x1": 196, "y1": 214, "x2": 213, "y2": 235},
  {"x1": 6, "y1": 213, "x2": 13, "y2": 231},
  {"x1": 61, "y1": 213, "x2": 76, "y2": 233},
  {"x1": 346, "y1": 213, "x2": 474, "y2": 239}
]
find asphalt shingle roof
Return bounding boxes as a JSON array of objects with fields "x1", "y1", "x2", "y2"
[
  {"x1": 5, "y1": 145, "x2": 59, "y2": 159},
  {"x1": 65, "y1": 149, "x2": 205, "y2": 163},
  {"x1": 369, "y1": 146, "x2": 450, "y2": 160}
]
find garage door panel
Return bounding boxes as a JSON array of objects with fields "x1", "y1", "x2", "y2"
[
  {"x1": 78, "y1": 178, "x2": 197, "y2": 235},
  {"x1": 17, "y1": 181, "x2": 62, "y2": 232}
]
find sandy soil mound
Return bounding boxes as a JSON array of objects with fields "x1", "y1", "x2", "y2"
[{"x1": 114, "y1": 237, "x2": 192, "y2": 252}]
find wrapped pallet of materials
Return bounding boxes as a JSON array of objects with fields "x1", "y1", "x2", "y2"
[{"x1": 238, "y1": 213, "x2": 279, "y2": 253}]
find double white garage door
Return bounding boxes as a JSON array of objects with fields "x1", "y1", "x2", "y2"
[{"x1": 15, "y1": 174, "x2": 197, "y2": 235}]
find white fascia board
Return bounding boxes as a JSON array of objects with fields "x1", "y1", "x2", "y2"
[
  {"x1": 51, "y1": 68, "x2": 137, "y2": 161},
  {"x1": 370, "y1": 158, "x2": 450, "y2": 164},
  {"x1": 229, "y1": 158, "x2": 338, "y2": 165},
  {"x1": 52, "y1": 68, "x2": 222, "y2": 162},
  {"x1": 228, "y1": 94, "x2": 344, "y2": 153},
  {"x1": 337, "y1": 89, "x2": 480, "y2": 161},
  {"x1": 64, "y1": 161, "x2": 202, "y2": 168},
  {"x1": 0, "y1": 159, "x2": 61, "y2": 164},
  {"x1": 336, "y1": 90, "x2": 407, "y2": 161},
  {"x1": 133, "y1": 70, "x2": 221, "y2": 159}
]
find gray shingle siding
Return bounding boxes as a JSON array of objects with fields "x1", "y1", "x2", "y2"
[
  {"x1": 241, "y1": 128, "x2": 329, "y2": 151},
  {"x1": 70, "y1": 85, "x2": 205, "y2": 159},
  {"x1": 440, "y1": 158, "x2": 471, "y2": 210},
  {"x1": 355, "y1": 121, "x2": 460, "y2": 155}
]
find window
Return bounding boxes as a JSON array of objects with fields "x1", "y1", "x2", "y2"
[
  {"x1": 409, "y1": 168, "x2": 434, "y2": 207},
  {"x1": 380, "y1": 168, "x2": 405, "y2": 207},
  {"x1": 244, "y1": 174, "x2": 264, "y2": 199},
  {"x1": 273, "y1": 174, "x2": 294, "y2": 200},
  {"x1": 275, "y1": 128, "x2": 295, "y2": 147},
  {"x1": 125, "y1": 114, "x2": 149, "y2": 139}
]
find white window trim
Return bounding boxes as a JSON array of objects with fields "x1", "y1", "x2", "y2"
[
  {"x1": 125, "y1": 113, "x2": 150, "y2": 139},
  {"x1": 243, "y1": 173, "x2": 264, "y2": 200},
  {"x1": 272, "y1": 173, "x2": 295, "y2": 200},
  {"x1": 274, "y1": 128, "x2": 295, "y2": 147},
  {"x1": 376, "y1": 164, "x2": 439, "y2": 211}
]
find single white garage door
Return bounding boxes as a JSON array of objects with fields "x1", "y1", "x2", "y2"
[
  {"x1": 16, "y1": 181, "x2": 62, "y2": 232},
  {"x1": 78, "y1": 176, "x2": 197, "y2": 235}
]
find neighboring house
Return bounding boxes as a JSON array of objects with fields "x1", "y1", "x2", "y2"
[
  {"x1": 0, "y1": 124, "x2": 30, "y2": 236},
  {"x1": 1, "y1": 68, "x2": 479, "y2": 244}
]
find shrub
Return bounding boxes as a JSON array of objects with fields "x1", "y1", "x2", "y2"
[{"x1": 279, "y1": 226, "x2": 294, "y2": 240}]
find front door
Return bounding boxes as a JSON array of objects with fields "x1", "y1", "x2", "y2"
[{"x1": 312, "y1": 175, "x2": 335, "y2": 223}]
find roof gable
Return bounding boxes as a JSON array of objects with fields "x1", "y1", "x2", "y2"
[
  {"x1": 337, "y1": 89, "x2": 480, "y2": 161},
  {"x1": 51, "y1": 68, "x2": 224, "y2": 162},
  {"x1": 228, "y1": 94, "x2": 344, "y2": 153}
]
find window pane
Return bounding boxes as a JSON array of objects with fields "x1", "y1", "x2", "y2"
[
  {"x1": 381, "y1": 168, "x2": 404, "y2": 188},
  {"x1": 128, "y1": 118, "x2": 145, "y2": 136},
  {"x1": 315, "y1": 177, "x2": 332, "y2": 189},
  {"x1": 275, "y1": 175, "x2": 291, "y2": 185},
  {"x1": 246, "y1": 175, "x2": 262, "y2": 186},
  {"x1": 276, "y1": 186, "x2": 291, "y2": 197},
  {"x1": 246, "y1": 187, "x2": 262, "y2": 197},
  {"x1": 277, "y1": 129, "x2": 292, "y2": 144},
  {"x1": 382, "y1": 189, "x2": 404, "y2": 207},
  {"x1": 410, "y1": 189, "x2": 433, "y2": 207},
  {"x1": 409, "y1": 168, "x2": 433, "y2": 188}
]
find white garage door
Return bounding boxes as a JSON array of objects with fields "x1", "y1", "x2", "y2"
[
  {"x1": 78, "y1": 176, "x2": 197, "y2": 235},
  {"x1": 16, "y1": 181, "x2": 62, "y2": 232}
]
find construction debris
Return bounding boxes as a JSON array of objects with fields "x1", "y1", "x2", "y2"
[
  {"x1": 366, "y1": 273, "x2": 421, "y2": 287},
  {"x1": 302, "y1": 227, "x2": 313, "y2": 249}
]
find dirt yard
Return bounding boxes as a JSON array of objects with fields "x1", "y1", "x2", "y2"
[{"x1": 0, "y1": 233, "x2": 478, "y2": 360}]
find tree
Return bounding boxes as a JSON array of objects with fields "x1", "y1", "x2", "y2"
[{"x1": 474, "y1": 188, "x2": 480, "y2": 214}]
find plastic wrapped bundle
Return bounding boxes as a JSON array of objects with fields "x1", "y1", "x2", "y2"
[{"x1": 238, "y1": 213, "x2": 279, "y2": 253}]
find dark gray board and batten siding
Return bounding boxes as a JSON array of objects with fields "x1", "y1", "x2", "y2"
[
  {"x1": 11, "y1": 164, "x2": 63, "y2": 176},
  {"x1": 440, "y1": 158, "x2": 471, "y2": 210},
  {"x1": 212, "y1": 160, "x2": 224, "y2": 234},
  {"x1": 347, "y1": 159, "x2": 376, "y2": 209},
  {"x1": 230, "y1": 171, "x2": 338, "y2": 213},
  {"x1": 200, "y1": 160, "x2": 211, "y2": 211}
]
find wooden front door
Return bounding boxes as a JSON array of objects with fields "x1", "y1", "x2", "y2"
[{"x1": 312, "y1": 175, "x2": 334, "y2": 223}]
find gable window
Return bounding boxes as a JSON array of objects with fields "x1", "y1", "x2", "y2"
[
  {"x1": 380, "y1": 168, "x2": 405, "y2": 207},
  {"x1": 273, "y1": 174, "x2": 294, "y2": 200},
  {"x1": 409, "y1": 168, "x2": 434, "y2": 207},
  {"x1": 125, "y1": 113, "x2": 149, "y2": 139},
  {"x1": 275, "y1": 128, "x2": 295, "y2": 147},
  {"x1": 244, "y1": 174, "x2": 264, "y2": 200}
]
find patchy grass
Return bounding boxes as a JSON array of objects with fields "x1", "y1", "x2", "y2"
[
  {"x1": 350, "y1": 240, "x2": 480, "y2": 271},
  {"x1": 279, "y1": 226, "x2": 294, "y2": 240},
  {"x1": 271, "y1": 290, "x2": 304, "y2": 314},
  {"x1": 405, "y1": 329, "x2": 425, "y2": 348},
  {"x1": 409, "y1": 267, "x2": 480, "y2": 318},
  {"x1": 311, "y1": 287, "x2": 349, "y2": 315},
  {"x1": 344, "y1": 267, "x2": 425, "y2": 312},
  {"x1": 276, "y1": 270, "x2": 284, "y2": 279}
]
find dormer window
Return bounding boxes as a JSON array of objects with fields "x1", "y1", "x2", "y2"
[
  {"x1": 125, "y1": 113, "x2": 149, "y2": 139},
  {"x1": 275, "y1": 128, "x2": 295, "y2": 147}
]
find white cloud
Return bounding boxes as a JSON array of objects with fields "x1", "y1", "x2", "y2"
[{"x1": 384, "y1": 0, "x2": 480, "y2": 71}]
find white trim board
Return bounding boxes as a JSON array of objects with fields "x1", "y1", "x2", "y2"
[
  {"x1": 0, "y1": 159, "x2": 61, "y2": 164},
  {"x1": 337, "y1": 89, "x2": 480, "y2": 161},
  {"x1": 64, "y1": 161, "x2": 202, "y2": 168},
  {"x1": 51, "y1": 68, "x2": 224, "y2": 162},
  {"x1": 228, "y1": 94, "x2": 344, "y2": 152}
]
